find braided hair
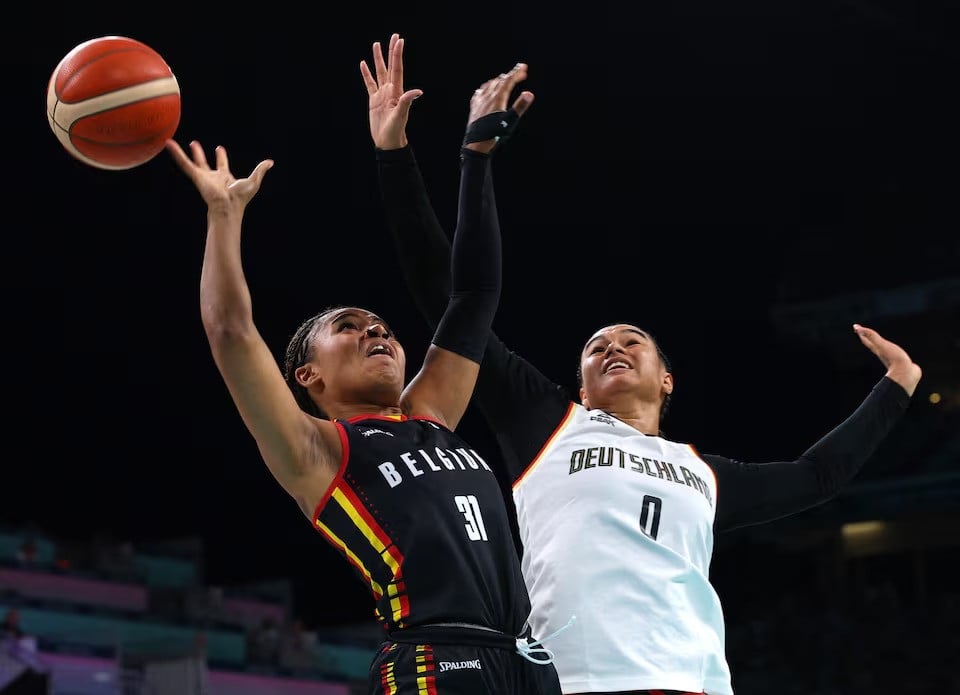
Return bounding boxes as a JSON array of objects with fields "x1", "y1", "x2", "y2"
[{"x1": 282, "y1": 305, "x2": 347, "y2": 419}]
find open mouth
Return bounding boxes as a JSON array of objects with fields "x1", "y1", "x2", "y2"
[{"x1": 367, "y1": 344, "x2": 392, "y2": 358}]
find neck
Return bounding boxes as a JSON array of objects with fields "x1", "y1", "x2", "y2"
[
  {"x1": 326, "y1": 402, "x2": 404, "y2": 422},
  {"x1": 594, "y1": 400, "x2": 660, "y2": 436}
]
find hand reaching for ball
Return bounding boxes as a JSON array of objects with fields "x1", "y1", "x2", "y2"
[{"x1": 166, "y1": 140, "x2": 274, "y2": 215}]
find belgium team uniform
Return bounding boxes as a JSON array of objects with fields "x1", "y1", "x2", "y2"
[
  {"x1": 378, "y1": 145, "x2": 915, "y2": 694},
  {"x1": 315, "y1": 413, "x2": 562, "y2": 694}
]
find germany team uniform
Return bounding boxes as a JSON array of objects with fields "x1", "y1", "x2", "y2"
[
  {"x1": 377, "y1": 145, "x2": 914, "y2": 694},
  {"x1": 315, "y1": 413, "x2": 562, "y2": 694},
  {"x1": 479, "y1": 338, "x2": 909, "y2": 695}
]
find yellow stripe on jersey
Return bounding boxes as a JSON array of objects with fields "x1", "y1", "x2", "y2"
[
  {"x1": 333, "y1": 486, "x2": 403, "y2": 575},
  {"x1": 317, "y1": 483, "x2": 410, "y2": 623},
  {"x1": 415, "y1": 645, "x2": 437, "y2": 694},
  {"x1": 314, "y1": 517, "x2": 385, "y2": 599},
  {"x1": 379, "y1": 659, "x2": 398, "y2": 695}
]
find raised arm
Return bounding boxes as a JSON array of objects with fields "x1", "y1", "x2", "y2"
[
  {"x1": 362, "y1": 34, "x2": 449, "y2": 324},
  {"x1": 166, "y1": 140, "x2": 340, "y2": 518},
  {"x1": 362, "y1": 36, "x2": 572, "y2": 475},
  {"x1": 397, "y1": 65, "x2": 534, "y2": 430},
  {"x1": 710, "y1": 323, "x2": 922, "y2": 532}
]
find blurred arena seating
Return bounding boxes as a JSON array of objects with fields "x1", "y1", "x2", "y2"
[
  {"x1": 0, "y1": 526, "x2": 377, "y2": 694},
  {"x1": 3, "y1": 494, "x2": 958, "y2": 695},
  {"x1": 2, "y1": 268, "x2": 956, "y2": 693}
]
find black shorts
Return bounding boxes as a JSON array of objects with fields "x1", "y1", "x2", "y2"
[
  {"x1": 571, "y1": 691, "x2": 704, "y2": 695},
  {"x1": 573, "y1": 691, "x2": 705, "y2": 695},
  {"x1": 366, "y1": 623, "x2": 562, "y2": 695}
]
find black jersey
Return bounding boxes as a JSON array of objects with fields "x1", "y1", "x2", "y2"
[{"x1": 313, "y1": 413, "x2": 531, "y2": 635}]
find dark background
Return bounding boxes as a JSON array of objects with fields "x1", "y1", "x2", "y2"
[{"x1": 8, "y1": 3, "x2": 959, "y2": 629}]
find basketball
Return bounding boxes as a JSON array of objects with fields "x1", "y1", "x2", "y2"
[{"x1": 46, "y1": 36, "x2": 181, "y2": 171}]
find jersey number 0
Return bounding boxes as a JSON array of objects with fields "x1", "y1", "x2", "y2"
[{"x1": 639, "y1": 494, "x2": 662, "y2": 539}]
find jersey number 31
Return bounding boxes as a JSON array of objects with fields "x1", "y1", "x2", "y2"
[{"x1": 455, "y1": 494, "x2": 489, "y2": 541}]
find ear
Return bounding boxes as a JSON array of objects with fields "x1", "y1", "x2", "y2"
[
  {"x1": 662, "y1": 371, "x2": 674, "y2": 397},
  {"x1": 295, "y1": 363, "x2": 323, "y2": 390},
  {"x1": 579, "y1": 386, "x2": 589, "y2": 409}
]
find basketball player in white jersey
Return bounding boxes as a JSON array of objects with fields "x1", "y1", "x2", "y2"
[{"x1": 364, "y1": 34, "x2": 923, "y2": 695}]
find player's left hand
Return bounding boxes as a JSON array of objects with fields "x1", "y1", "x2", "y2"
[
  {"x1": 464, "y1": 63, "x2": 535, "y2": 154},
  {"x1": 853, "y1": 323, "x2": 922, "y2": 397}
]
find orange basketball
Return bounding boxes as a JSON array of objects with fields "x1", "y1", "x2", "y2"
[{"x1": 46, "y1": 36, "x2": 181, "y2": 171}]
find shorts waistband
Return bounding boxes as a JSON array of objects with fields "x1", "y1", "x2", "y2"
[
  {"x1": 388, "y1": 619, "x2": 566, "y2": 667},
  {"x1": 386, "y1": 622, "x2": 521, "y2": 650},
  {"x1": 612, "y1": 691, "x2": 705, "y2": 695}
]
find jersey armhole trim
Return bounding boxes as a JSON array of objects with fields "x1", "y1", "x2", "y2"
[
  {"x1": 341, "y1": 413, "x2": 407, "y2": 424},
  {"x1": 313, "y1": 421, "x2": 351, "y2": 524},
  {"x1": 512, "y1": 400, "x2": 578, "y2": 491},
  {"x1": 408, "y1": 414, "x2": 448, "y2": 430}
]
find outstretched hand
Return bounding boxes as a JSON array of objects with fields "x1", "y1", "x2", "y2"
[
  {"x1": 166, "y1": 140, "x2": 274, "y2": 215},
  {"x1": 464, "y1": 63, "x2": 535, "y2": 154},
  {"x1": 853, "y1": 323, "x2": 922, "y2": 397},
  {"x1": 360, "y1": 33, "x2": 423, "y2": 151}
]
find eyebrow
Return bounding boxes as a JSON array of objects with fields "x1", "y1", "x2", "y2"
[
  {"x1": 585, "y1": 328, "x2": 650, "y2": 348},
  {"x1": 331, "y1": 311, "x2": 360, "y2": 322},
  {"x1": 331, "y1": 311, "x2": 387, "y2": 327}
]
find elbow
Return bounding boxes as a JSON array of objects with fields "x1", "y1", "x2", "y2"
[
  {"x1": 201, "y1": 307, "x2": 257, "y2": 351},
  {"x1": 451, "y1": 288, "x2": 500, "y2": 323},
  {"x1": 814, "y1": 461, "x2": 860, "y2": 499}
]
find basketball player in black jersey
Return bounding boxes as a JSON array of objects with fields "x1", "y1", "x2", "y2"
[
  {"x1": 366, "y1": 35, "x2": 924, "y2": 695},
  {"x1": 164, "y1": 37, "x2": 560, "y2": 694}
]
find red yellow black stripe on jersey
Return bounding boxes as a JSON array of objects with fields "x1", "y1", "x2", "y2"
[
  {"x1": 312, "y1": 420, "x2": 411, "y2": 627},
  {"x1": 379, "y1": 658, "x2": 397, "y2": 695},
  {"x1": 377, "y1": 644, "x2": 439, "y2": 695},
  {"x1": 415, "y1": 645, "x2": 438, "y2": 694}
]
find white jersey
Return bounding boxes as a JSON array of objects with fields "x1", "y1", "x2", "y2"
[
  {"x1": 513, "y1": 403, "x2": 730, "y2": 695},
  {"x1": 382, "y1": 149, "x2": 914, "y2": 695}
]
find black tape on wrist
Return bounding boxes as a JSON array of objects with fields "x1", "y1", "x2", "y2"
[{"x1": 462, "y1": 109, "x2": 521, "y2": 148}]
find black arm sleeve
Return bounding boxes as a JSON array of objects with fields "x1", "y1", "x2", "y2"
[
  {"x1": 376, "y1": 146, "x2": 571, "y2": 481},
  {"x1": 708, "y1": 376, "x2": 913, "y2": 532},
  {"x1": 376, "y1": 146, "x2": 450, "y2": 327},
  {"x1": 431, "y1": 149, "x2": 500, "y2": 363}
]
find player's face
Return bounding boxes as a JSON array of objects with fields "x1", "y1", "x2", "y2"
[
  {"x1": 309, "y1": 307, "x2": 406, "y2": 402},
  {"x1": 578, "y1": 324, "x2": 671, "y2": 409}
]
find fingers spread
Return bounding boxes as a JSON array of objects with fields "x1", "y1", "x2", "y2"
[
  {"x1": 503, "y1": 63, "x2": 529, "y2": 92},
  {"x1": 399, "y1": 88, "x2": 423, "y2": 109},
  {"x1": 478, "y1": 63, "x2": 530, "y2": 109},
  {"x1": 391, "y1": 36, "x2": 405, "y2": 91},
  {"x1": 215, "y1": 145, "x2": 229, "y2": 172},
  {"x1": 251, "y1": 159, "x2": 274, "y2": 184},
  {"x1": 189, "y1": 140, "x2": 210, "y2": 169},
  {"x1": 165, "y1": 139, "x2": 193, "y2": 173},
  {"x1": 372, "y1": 40, "x2": 388, "y2": 86},
  {"x1": 512, "y1": 90, "x2": 535, "y2": 117},
  {"x1": 360, "y1": 60, "x2": 377, "y2": 95}
]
